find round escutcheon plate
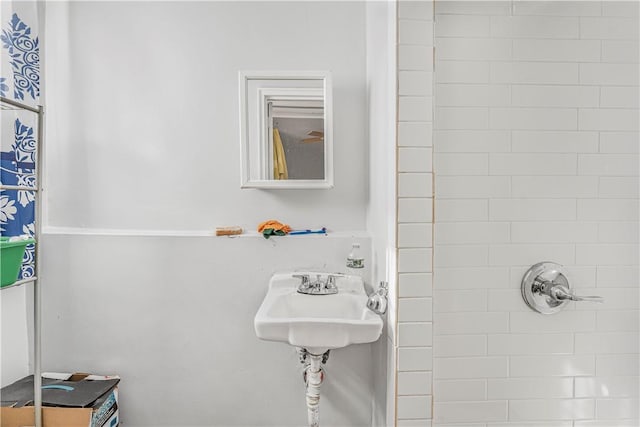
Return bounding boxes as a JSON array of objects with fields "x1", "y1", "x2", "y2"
[{"x1": 521, "y1": 261, "x2": 571, "y2": 315}]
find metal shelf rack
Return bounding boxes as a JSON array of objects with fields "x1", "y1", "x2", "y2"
[{"x1": 1, "y1": 95, "x2": 44, "y2": 427}]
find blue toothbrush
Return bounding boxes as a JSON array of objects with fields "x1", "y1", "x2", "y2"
[{"x1": 289, "y1": 227, "x2": 327, "y2": 235}]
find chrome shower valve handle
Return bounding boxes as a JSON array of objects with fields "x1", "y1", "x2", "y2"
[
  {"x1": 532, "y1": 278, "x2": 604, "y2": 304},
  {"x1": 548, "y1": 284, "x2": 604, "y2": 303},
  {"x1": 522, "y1": 262, "x2": 605, "y2": 314}
]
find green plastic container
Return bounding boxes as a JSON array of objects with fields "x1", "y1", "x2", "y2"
[{"x1": 0, "y1": 237, "x2": 36, "y2": 288}]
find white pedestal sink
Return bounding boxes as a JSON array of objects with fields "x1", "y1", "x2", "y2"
[{"x1": 254, "y1": 272, "x2": 384, "y2": 426}]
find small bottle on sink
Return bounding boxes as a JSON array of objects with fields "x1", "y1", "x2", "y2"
[{"x1": 346, "y1": 243, "x2": 364, "y2": 270}]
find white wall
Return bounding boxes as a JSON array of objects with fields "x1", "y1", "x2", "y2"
[
  {"x1": 44, "y1": 0, "x2": 367, "y2": 232},
  {"x1": 41, "y1": 234, "x2": 375, "y2": 427},
  {"x1": 42, "y1": 2, "x2": 379, "y2": 426},
  {"x1": 432, "y1": 1, "x2": 639, "y2": 425},
  {"x1": 365, "y1": 1, "x2": 397, "y2": 425},
  {"x1": 1, "y1": 285, "x2": 31, "y2": 386}
]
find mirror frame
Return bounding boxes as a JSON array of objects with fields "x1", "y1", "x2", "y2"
[{"x1": 239, "y1": 71, "x2": 333, "y2": 189}]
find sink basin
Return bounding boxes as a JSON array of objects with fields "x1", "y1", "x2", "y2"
[{"x1": 254, "y1": 272, "x2": 383, "y2": 354}]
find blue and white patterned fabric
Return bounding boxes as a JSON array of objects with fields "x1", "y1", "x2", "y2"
[
  {"x1": 1, "y1": 12, "x2": 39, "y2": 101},
  {"x1": 1, "y1": 3, "x2": 39, "y2": 281}
]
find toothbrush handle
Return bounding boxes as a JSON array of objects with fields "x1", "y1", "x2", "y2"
[
  {"x1": 289, "y1": 230, "x2": 311, "y2": 235},
  {"x1": 289, "y1": 228, "x2": 327, "y2": 235}
]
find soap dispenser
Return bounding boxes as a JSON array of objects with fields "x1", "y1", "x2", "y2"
[{"x1": 367, "y1": 281, "x2": 388, "y2": 315}]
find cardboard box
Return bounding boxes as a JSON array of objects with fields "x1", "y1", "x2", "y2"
[{"x1": 0, "y1": 373, "x2": 119, "y2": 427}]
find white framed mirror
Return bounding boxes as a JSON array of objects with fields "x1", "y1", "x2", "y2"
[{"x1": 239, "y1": 71, "x2": 333, "y2": 189}]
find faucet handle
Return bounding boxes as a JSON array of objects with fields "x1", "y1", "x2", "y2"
[
  {"x1": 325, "y1": 274, "x2": 337, "y2": 287},
  {"x1": 549, "y1": 284, "x2": 604, "y2": 303},
  {"x1": 522, "y1": 262, "x2": 605, "y2": 314},
  {"x1": 292, "y1": 274, "x2": 310, "y2": 285},
  {"x1": 324, "y1": 275, "x2": 341, "y2": 293}
]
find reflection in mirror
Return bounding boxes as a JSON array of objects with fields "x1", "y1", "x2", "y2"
[
  {"x1": 269, "y1": 98, "x2": 324, "y2": 180},
  {"x1": 239, "y1": 72, "x2": 332, "y2": 189}
]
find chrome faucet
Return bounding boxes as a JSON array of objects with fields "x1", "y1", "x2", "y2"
[{"x1": 293, "y1": 274, "x2": 339, "y2": 295}]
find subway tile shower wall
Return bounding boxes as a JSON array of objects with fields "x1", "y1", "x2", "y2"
[
  {"x1": 396, "y1": 1, "x2": 435, "y2": 425},
  {"x1": 427, "y1": 1, "x2": 639, "y2": 426}
]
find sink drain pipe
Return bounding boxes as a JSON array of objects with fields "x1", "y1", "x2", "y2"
[{"x1": 299, "y1": 348, "x2": 330, "y2": 427}]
